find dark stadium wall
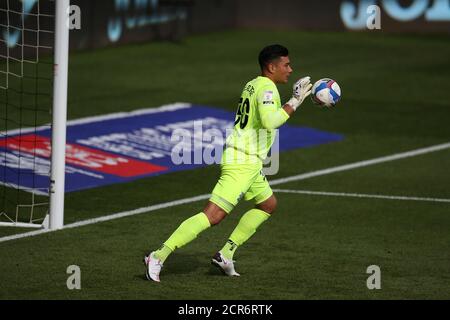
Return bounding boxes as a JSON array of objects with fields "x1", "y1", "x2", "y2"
[
  {"x1": 69, "y1": 0, "x2": 194, "y2": 50},
  {"x1": 235, "y1": 0, "x2": 450, "y2": 34},
  {"x1": 185, "y1": 0, "x2": 237, "y2": 34},
  {"x1": 235, "y1": 1, "x2": 343, "y2": 31},
  {"x1": 5, "y1": 0, "x2": 446, "y2": 53},
  {"x1": 66, "y1": 0, "x2": 448, "y2": 51},
  {"x1": 67, "y1": 0, "x2": 238, "y2": 50}
]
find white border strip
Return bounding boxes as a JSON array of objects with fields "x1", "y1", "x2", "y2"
[
  {"x1": 0, "y1": 181, "x2": 48, "y2": 196},
  {"x1": 0, "y1": 102, "x2": 191, "y2": 196},
  {"x1": 273, "y1": 189, "x2": 450, "y2": 203},
  {"x1": 1, "y1": 141, "x2": 449, "y2": 243},
  {"x1": 0, "y1": 102, "x2": 191, "y2": 136}
]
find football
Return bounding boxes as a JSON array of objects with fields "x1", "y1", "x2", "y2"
[{"x1": 311, "y1": 78, "x2": 341, "y2": 107}]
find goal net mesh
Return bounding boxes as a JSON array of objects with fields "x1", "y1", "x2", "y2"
[{"x1": 0, "y1": 0, "x2": 55, "y2": 227}]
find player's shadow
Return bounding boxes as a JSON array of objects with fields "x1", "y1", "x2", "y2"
[
  {"x1": 164, "y1": 253, "x2": 201, "y2": 274},
  {"x1": 206, "y1": 263, "x2": 226, "y2": 277},
  {"x1": 206, "y1": 264, "x2": 245, "y2": 279},
  {"x1": 135, "y1": 253, "x2": 201, "y2": 280}
]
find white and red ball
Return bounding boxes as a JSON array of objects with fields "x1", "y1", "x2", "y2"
[{"x1": 311, "y1": 78, "x2": 341, "y2": 108}]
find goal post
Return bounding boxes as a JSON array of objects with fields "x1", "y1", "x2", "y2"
[
  {"x1": 0, "y1": 0, "x2": 69, "y2": 230},
  {"x1": 49, "y1": 0, "x2": 69, "y2": 230}
]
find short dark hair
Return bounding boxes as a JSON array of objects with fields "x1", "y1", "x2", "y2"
[{"x1": 258, "y1": 44, "x2": 289, "y2": 70}]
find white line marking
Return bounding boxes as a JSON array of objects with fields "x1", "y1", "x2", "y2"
[
  {"x1": 0, "y1": 194, "x2": 211, "y2": 243},
  {"x1": 273, "y1": 189, "x2": 450, "y2": 203},
  {"x1": 270, "y1": 142, "x2": 450, "y2": 186},
  {"x1": 1, "y1": 141, "x2": 449, "y2": 243},
  {"x1": 1, "y1": 102, "x2": 191, "y2": 136}
]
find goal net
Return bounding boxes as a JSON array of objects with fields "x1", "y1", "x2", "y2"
[{"x1": 0, "y1": 0, "x2": 68, "y2": 229}]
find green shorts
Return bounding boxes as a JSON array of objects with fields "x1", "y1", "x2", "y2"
[{"x1": 210, "y1": 162, "x2": 273, "y2": 214}]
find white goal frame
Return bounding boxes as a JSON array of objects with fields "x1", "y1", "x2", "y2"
[
  {"x1": 49, "y1": 0, "x2": 69, "y2": 230},
  {"x1": 0, "y1": 0, "x2": 69, "y2": 230}
]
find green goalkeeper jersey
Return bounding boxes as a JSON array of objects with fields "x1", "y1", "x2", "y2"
[{"x1": 223, "y1": 76, "x2": 290, "y2": 164}]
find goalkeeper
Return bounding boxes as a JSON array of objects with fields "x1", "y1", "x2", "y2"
[{"x1": 144, "y1": 44, "x2": 312, "y2": 282}]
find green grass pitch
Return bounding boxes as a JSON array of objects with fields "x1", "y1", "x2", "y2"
[{"x1": 0, "y1": 30, "x2": 449, "y2": 299}]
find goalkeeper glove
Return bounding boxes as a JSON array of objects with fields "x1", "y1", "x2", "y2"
[{"x1": 286, "y1": 76, "x2": 312, "y2": 111}]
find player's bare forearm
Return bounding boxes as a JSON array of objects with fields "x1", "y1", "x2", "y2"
[{"x1": 283, "y1": 104, "x2": 295, "y2": 116}]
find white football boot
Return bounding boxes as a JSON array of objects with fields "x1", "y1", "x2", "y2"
[
  {"x1": 143, "y1": 251, "x2": 163, "y2": 282},
  {"x1": 211, "y1": 252, "x2": 240, "y2": 277}
]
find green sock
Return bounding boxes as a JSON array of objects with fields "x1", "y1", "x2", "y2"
[
  {"x1": 153, "y1": 244, "x2": 172, "y2": 263},
  {"x1": 220, "y1": 208, "x2": 270, "y2": 260},
  {"x1": 155, "y1": 212, "x2": 211, "y2": 263},
  {"x1": 220, "y1": 239, "x2": 239, "y2": 260}
]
